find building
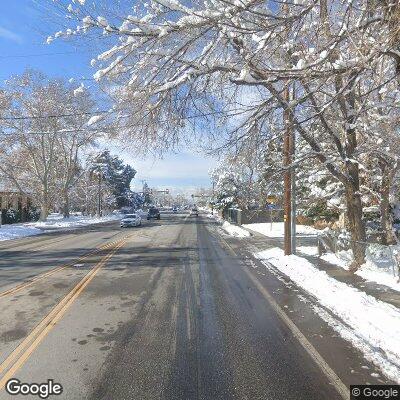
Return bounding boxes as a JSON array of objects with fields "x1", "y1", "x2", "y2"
[{"x1": 0, "y1": 182, "x2": 33, "y2": 223}]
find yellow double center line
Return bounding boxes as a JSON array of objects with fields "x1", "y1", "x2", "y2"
[
  {"x1": 0, "y1": 238, "x2": 126, "y2": 389},
  {"x1": 0, "y1": 238, "x2": 126, "y2": 299}
]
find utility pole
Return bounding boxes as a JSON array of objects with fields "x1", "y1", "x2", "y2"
[
  {"x1": 290, "y1": 100, "x2": 296, "y2": 254},
  {"x1": 282, "y1": 0, "x2": 296, "y2": 255},
  {"x1": 97, "y1": 170, "x2": 102, "y2": 217},
  {"x1": 283, "y1": 82, "x2": 292, "y2": 255},
  {"x1": 211, "y1": 181, "x2": 215, "y2": 215}
]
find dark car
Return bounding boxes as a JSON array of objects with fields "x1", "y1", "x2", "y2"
[{"x1": 147, "y1": 208, "x2": 160, "y2": 220}]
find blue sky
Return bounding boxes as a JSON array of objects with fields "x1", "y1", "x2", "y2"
[{"x1": 0, "y1": 0, "x2": 216, "y2": 193}]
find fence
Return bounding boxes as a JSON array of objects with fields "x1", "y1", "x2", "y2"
[
  {"x1": 317, "y1": 231, "x2": 400, "y2": 279},
  {"x1": 222, "y1": 208, "x2": 284, "y2": 225}
]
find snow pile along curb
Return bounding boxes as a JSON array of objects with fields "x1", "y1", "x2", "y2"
[
  {"x1": 243, "y1": 222, "x2": 317, "y2": 238},
  {"x1": 221, "y1": 221, "x2": 251, "y2": 238},
  {"x1": 0, "y1": 213, "x2": 122, "y2": 242},
  {"x1": 30, "y1": 213, "x2": 121, "y2": 229},
  {"x1": 0, "y1": 225, "x2": 42, "y2": 241},
  {"x1": 255, "y1": 247, "x2": 400, "y2": 382}
]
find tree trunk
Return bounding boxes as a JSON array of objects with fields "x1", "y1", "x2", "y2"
[
  {"x1": 40, "y1": 202, "x2": 48, "y2": 222},
  {"x1": 345, "y1": 183, "x2": 366, "y2": 270},
  {"x1": 380, "y1": 167, "x2": 396, "y2": 245},
  {"x1": 62, "y1": 189, "x2": 70, "y2": 219}
]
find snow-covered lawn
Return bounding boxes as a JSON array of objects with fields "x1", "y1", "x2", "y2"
[
  {"x1": 221, "y1": 221, "x2": 251, "y2": 238},
  {"x1": 321, "y1": 251, "x2": 400, "y2": 292},
  {"x1": 296, "y1": 241, "x2": 400, "y2": 292},
  {"x1": 255, "y1": 247, "x2": 400, "y2": 382},
  {"x1": 0, "y1": 213, "x2": 121, "y2": 242},
  {"x1": 243, "y1": 222, "x2": 318, "y2": 238}
]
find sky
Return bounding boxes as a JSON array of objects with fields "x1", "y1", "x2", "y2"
[{"x1": 0, "y1": 0, "x2": 217, "y2": 194}]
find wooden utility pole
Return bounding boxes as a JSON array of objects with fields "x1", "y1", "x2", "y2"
[
  {"x1": 282, "y1": 0, "x2": 295, "y2": 255},
  {"x1": 97, "y1": 171, "x2": 102, "y2": 217},
  {"x1": 290, "y1": 107, "x2": 296, "y2": 254},
  {"x1": 283, "y1": 82, "x2": 292, "y2": 255}
]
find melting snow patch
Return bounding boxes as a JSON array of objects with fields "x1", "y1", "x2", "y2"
[{"x1": 255, "y1": 247, "x2": 400, "y2": 382}]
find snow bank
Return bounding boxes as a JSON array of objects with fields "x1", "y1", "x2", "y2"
[
  {"x1": 357, "y1": 262, "x2": 400, "y2": 292},
  {"x1": 207, "y1": 212, "x2": 222, "y2": 222},
  {"x1": 221, "y1": 221, "x2": 250, "y2": 238},
  {"x1": 255, "y1": 247, "x2": 400, "y2": 382},
  {"x1": 320, "y1": 252, "x2": 351, "y2": 269},
  {"x1": 29, "y1": 213, "x2": 120, "y2": 229},
  {"x1": 243, "y1": 222, "x2": 318, "y2": 238},
  {"x1": 297, "y1": 245, "x2": 319, "y2": 256},
  {"x1": 0, "y1": 213, "x2": 121, "y2": 242},
  {"x1": 0, "y1": 225, "x2": 42, "y2": 242},
  {"x1": 321, "y1": 249, "x2": 400, "y2": 292}
]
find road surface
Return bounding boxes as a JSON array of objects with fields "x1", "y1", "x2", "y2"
[{"x1": 0, "y1": 213, "x2": 389, "y2": 399}]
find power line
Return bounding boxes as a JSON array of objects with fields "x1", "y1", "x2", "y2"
[
  {"x1": 0, "y1": 51, "x2": 89, "y2": 59},
  {"x1": 0, "y1": 111, "x2": 108, "y2": 121}
]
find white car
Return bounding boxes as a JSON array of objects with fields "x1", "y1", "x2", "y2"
[
  {"x1": 120, "y1": 213, "x2": 142, "y2": 228},
  {"x1": 190, "y1": 207, "x2": 199, "y2": 216}
]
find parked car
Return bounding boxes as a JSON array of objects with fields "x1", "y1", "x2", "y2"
[
  {"x1": 147, "y1": 208, "x2": 161, "y2": 220},
  {"x1": 190, "y1": 207, "x2": 199, "y2": 217},
  {"x1": 172, "y1": 206, "x2": 178, "y2": 213},
  {"x1": 120, "y1": 214, "x2": 142, "y2": 228}
]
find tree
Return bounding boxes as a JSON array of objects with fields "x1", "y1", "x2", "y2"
[
  {"x1": 0, "y1": 71, "x2": 99, "y2": 220},
  {"x1": 51, "y1": 0, "x2": 400, "y2": 269},
  {"x1": 211, "y1": 155, "x2": 259, "y2": 211},
  {"x1": 55, "y1": 83, "x2": 97, "y2": 217},
  {"x1": 88, "y1": 150, "x2": 137, "y2": 213}
]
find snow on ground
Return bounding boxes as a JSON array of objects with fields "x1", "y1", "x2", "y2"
[
  {"x1": 320, "y1": 249, "x2": 400, "y2": 292},
  {"x1": 31, "y1": 213, "x2": 121, "y2": 229},
  {"x1": 320, "y1": 252, "x2": 352, "y2": 269},
  {"x1": 207, "y1": 212, "x2": 222, "y2": 222},
  {"x1": 357, "y1": 262, "x2": 400, "y2": 292},
  {"x1": 297, "y1": 245, "x2": 319, "y2": 256},
  {"x1": 243, "y1": 222, "x2": 318, "y2": 238},
  {"x1": 221, "y1": 221, "x2": 251, "y2": 238},
  {"x1": 255, "y1": 247, "x2": 400, "y2": 382},
  {"x1": 0, "y1": 213, "x2": 121, "y2": 242},
  {"x1": 0, "y1": 225, "x2": 42, "y2": 241}
]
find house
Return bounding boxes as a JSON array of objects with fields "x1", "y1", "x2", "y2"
[{"x1": 0, "y1": 182, "x2": 33, "y2": 223}]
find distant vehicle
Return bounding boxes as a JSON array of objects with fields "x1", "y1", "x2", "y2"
[
  {"x1": 172, "y1": 206, "x2": 178, "y2": 213},
  {"x1": 147, "y1": 208, "x2": 161, "y2": 220},
  {"x1": 120, "y1": 214, "x2": 141, "y2": 228},
  {"x1": 190, "y1": 207, "x2": 199, "y2": 217}
]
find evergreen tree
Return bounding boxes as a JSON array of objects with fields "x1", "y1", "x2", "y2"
[{"x1": 88, "y1": 150, "x2": 137, "y2": 209}]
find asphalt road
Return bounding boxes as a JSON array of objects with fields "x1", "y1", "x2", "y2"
[{"x1": 0, "y1": 213, "x2": 388, "y2": 399}]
